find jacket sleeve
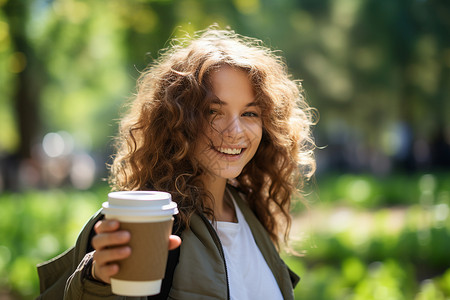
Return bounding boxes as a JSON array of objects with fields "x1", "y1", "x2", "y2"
[
  {"x1": 36, "y1": 210, "x2": 120, "y2": 299},
  {"x1": 36, "y1": 248, "x2": 119, "y2": 299},
  {"x1": 36, "y1": 209, "x2": 149, "y2": 300},
  {"x1": 63, "y1": 251, "x2": 120, "y2": 299}
]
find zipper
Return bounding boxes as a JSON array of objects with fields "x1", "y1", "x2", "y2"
[{"x1": 199, "y1": 214, "x2": 230, "y2": 300}]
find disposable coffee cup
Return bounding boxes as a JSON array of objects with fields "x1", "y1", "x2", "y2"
[{"x1": 102, "y1": 191, "x2": 178, "y2": 296}]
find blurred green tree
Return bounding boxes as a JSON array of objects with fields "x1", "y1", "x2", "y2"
[
  {"x1": 3, "y1": 0, "x2": 43, "y2": 158},
  {"x1": 0, "y1": 0, "x2": 449, "y2": 174}
]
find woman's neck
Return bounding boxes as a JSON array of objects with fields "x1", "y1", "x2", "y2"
[{"x1": 201, "y1": 175, "x2": 237, "y2": 222}]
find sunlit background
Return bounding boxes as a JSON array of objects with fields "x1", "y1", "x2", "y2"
[{"x1": 0, "y1": 0, "x2": 449, "y2": 299}]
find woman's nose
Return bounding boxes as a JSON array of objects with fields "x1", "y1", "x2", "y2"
[{"x1": 222, "y1": 116, "x2": 245, "y2": 140}]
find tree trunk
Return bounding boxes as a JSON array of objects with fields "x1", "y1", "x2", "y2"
[{"x1": 4, "y1": 0, "x2": 43, "y2": 159}]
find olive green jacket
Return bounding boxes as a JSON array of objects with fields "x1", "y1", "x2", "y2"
[{"x1": 36, "y1": 187, "x2": 299, "y2": 299}]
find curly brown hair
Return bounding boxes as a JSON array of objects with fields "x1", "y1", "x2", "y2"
[{"x1": 109, "y1": 26, "x2": 316, "y2": 247}]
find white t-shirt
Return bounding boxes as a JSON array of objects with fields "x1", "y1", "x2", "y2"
[{"x1": 214, "y1": 192, "x2": 284, "y2": 300}]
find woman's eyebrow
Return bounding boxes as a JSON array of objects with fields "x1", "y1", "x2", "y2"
[
  {"x1": 211, "y1": 98, "x2": 258, "y2": 107},
  {"x1": 246, "y1": 102, "x2": 258, "y2": 107},
  {"x1": 211, "y1": 98, "x2": 225, "y2": 105}
]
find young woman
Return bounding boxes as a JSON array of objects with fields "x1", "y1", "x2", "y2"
[{"x1": 37, "y1": 26, "x2": 316, "y2": 299}]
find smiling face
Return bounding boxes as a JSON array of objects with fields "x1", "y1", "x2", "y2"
[{"x1": 194, "y1": 66, "x2": 263, "y2": 182}]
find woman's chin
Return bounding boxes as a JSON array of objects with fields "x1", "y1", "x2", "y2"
[{"x1": 208, "y1": 168, "x2": 243, "y2": 181}]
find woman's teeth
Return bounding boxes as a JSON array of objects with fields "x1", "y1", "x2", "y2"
[{"x1": 217, "y1": 147, "x2": 242, "y2": 155}]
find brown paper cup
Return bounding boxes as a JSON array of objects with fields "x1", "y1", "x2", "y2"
[
  {"x1": 110, "y1": 218, "x2": 173, "y2": 296},
  {"x1": 102, "y1": 191, "x2": 178, "y2": 296}
]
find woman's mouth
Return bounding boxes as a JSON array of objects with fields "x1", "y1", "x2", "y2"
[{"x1": 213, "y1": 146, "x2": 246, "y2": 157}]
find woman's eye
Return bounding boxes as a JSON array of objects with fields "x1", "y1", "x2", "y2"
[
  {"x1": 209, "y1": 109, "x2": 218, "y2": 115},
  {"x1": 242, "y1": 111, "x2": 259, "y2": 117}
]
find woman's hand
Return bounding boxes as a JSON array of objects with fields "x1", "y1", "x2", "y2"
[{"x1": 91, "y1": 219, "x2": 181, "y2": 284}]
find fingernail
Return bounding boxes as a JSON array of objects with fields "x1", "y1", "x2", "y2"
[{"x1": 119, "y1": 231, "x2": 130, "y2": 239}]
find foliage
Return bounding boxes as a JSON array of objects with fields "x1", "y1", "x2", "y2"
[
  {"x1": 300, "y1": 172, "x2": 450, "y2": 208},
  {"x1": 1, "y1": 0, "x2": 449, "y2": 298},
  {"x1": 285, "y1": 172, "x2": 450, "y2": 300},
  {"x1": 0, "y1": 183, "x2": 108, "y2": 299},
  {"x1": 0, "y1": 0, "x2": 449, "y2": 164}
]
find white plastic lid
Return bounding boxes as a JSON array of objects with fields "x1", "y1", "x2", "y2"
[
  {"x1": 102, "y1": 201, "x2": 178, "y2": 216},
  {"x1": 102, "y1": 191, "x2": 178, "y2": 217},
  {"x1": 108, "y1": 191, "x2": 172, "y2": 207}
]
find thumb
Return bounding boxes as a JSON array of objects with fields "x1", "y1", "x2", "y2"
[{"x1": 168, "y1": 235, "x2": 181, "y2": 250}]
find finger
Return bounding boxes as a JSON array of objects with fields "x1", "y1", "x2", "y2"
[
  {"x1": 96, "y1": 263, "x2": 119, "y2": 284},
  {"x1": 94, "y1": 219, "x2": 120, "y2": 234},
  {"x1": 94, "y1": 246, "x2": 131, "y2": 266},
  {"x1": 168, "y1": 235, "x2": 181, "y2": 250},
  {"x1": 92, "y1": 230, "x2": 130, "y2": 251}
]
